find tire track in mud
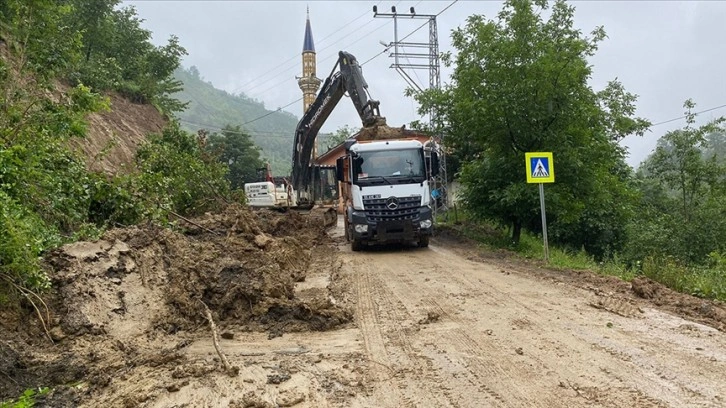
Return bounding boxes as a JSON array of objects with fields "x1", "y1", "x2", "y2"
[
  {"x1": 389, "y1": 250, "x2": 563, "y2": 407},
  {"x1": 426, "y1": 245, "x2": 724, "y2": 408},
  {"x1": 351, "y1": 255, "x2": 457, "y2": 407},
  {"x1": 390, "y1": 246, "x2": 676, "y2": 408},
  {"x1": 352, "y1": 256, "x2": 403, "y2": 407},
  {"x1": 344, "y1": 241, "x2": 726, "y2": 408},
  {"x1": 358, "y1": 251, "x2": 511, "y2": 407}
]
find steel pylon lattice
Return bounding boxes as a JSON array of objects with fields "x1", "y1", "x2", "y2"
[{"x1": 374, "y1": 6, "x2": 448, "y2": 219}]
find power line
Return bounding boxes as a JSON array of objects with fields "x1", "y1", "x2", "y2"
[
  {"x1": 650, "y1": 103, "x2": 726, "y2": 128},
  {"x1": 228, "y1": 4, "x2": 378, "y2": 95},
  {"x1": 244, "y1": 19, "x2": 393, "y2": 99},
  {"x1": 184, "y1": 1, "x2": 458, "y2": 135},
  {"x1": 437, "y1": 0, "x2": 459, "y2": 16},
  {"x1": 233, "y1": 2, "x2": 395, "y2": 97},
  {"x1": 240, "y1": 97, "x2": 303, "y2": 126}
]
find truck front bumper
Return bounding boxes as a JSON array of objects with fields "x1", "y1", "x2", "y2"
[{"x1": 349, "y1": 206, "x2": 433, "y2": 243}]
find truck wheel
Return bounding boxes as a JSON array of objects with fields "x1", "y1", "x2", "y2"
[
  {"x1": 351, "y1": 239, "x2": 363, "y2": 252},
  {"x1": 418, "y1": 235, "x2": 430, "y2": 248}
]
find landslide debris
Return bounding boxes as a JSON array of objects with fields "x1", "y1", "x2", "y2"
[{"x1": 0, "y1": 204, "x2": 351, "y2": 406}]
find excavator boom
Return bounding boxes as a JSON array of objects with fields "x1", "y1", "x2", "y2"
[{"x1": 291, "y1": 51, "x2": 385, "y2": 200}]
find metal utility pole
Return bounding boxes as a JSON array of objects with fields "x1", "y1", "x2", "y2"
[{"x1": 373, "y1": 5, "x2": 448, "y2": 219}]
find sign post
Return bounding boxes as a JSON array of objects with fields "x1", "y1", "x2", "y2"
[{"x1": 525, "y1": 152, "x2": 555, "y2": 262}]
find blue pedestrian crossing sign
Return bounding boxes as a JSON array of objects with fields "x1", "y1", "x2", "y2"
[{"x1": 525, "y1": 152, "x2": 555, "y2": 183}]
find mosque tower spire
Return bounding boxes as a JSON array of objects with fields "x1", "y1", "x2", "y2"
[{"x1": 297, "y1": 7, "x2": 322, "y2": 156}]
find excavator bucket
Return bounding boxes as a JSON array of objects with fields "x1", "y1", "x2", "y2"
[{"x1": 307, "y1": 207, "x2": 338, "y2": 229}]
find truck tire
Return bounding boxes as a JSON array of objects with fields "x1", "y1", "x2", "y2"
[
  {"x1": 351, "y1": 239, "x2": 363, "y2": 252},
  {"x1": 418, "y1": 235, "x2": 430, "y2": 248}
]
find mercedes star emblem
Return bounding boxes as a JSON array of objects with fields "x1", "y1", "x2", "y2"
[{"x1": 385, "y1": 196, "x2": 399, "y2": 210}]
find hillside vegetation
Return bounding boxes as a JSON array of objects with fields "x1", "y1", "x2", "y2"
[
  {"x1": 0, "y1": 0, "x2": 243, "y2": 297},
  {"x1": 173, "y1": 66, "x2": 299, "y2": 175},
  {"x1": 173, "y1": 67, "x2": 337, "y2": 176}
]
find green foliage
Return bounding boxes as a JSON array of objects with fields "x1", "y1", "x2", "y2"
[
  {"x1": 413, "y1": 0, "x2": 649, "y2": 258},
  {"x1": 136, "y1": 123, "x2": 232, "y2": 217},
  {"x1": 0, "y1": 37, "x2": 108, "y2": 291},
  {"x1": 60, "y1": 0, "x2": 188, "y2": 113},
  {"x1": 2, "y1": 0, "x2": 82, "y2": 79},
  {"x1": 173, "y1": 66, "x2": 300, "y2": 175},
  {"x1": 0, "y1": 192, "x2": 55, "y2": 292},
  {"x1": 629, "y1": 100, "x2": 726, "y2": 265},
  {"x1": 0, "y1": 387, "x2": 50, "y2": 408},
  {"x1": 0, "y1": 0, "x2": 228, "y2": 299},
  {"x1": 641, "y1": 256, "x2": 726, "y2": 301},
  {"x1": 206, "y1": 125, "x2": 264, "y2": 189},
  {"x1": 324, "y1": 125, "x2": 354, "y2": 151},
  {"x1": 443, "y1": 215, "x2": 634, "y2": 281}
]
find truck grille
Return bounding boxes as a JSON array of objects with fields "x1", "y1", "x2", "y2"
[{"x1": 363, "y1": 195, "x2": 421, "y2": 222}]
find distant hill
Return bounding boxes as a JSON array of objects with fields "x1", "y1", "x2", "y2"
[{"x1": 173, "y1": 66, "x2": 333, "y2": 176}]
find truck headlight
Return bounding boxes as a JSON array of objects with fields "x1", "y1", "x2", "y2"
[
  {"x1": 420, "y1": 219, "x2": 432, "y2": 229},
  {"x1": 354, "y1": 224, "x2": 369, "y2": 233}
]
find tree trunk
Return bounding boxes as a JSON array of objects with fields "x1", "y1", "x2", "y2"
[{"x1": 511, "y1": 219, "x2": 522, "y2": 246}]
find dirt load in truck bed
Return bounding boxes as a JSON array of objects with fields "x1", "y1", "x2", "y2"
[{"x1": 355, "y1": 123, "x2": 419, "y2": 141}]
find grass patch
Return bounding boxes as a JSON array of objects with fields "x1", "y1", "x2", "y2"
[
  {"x1": 438, "y1": 217, "x2": 634, "y2": 282},
  {"x1": 438, "y1": 212, "x2": 725, "y2": 302},
  {"x1": 642, "y1": 256, "x2": 726, "y2": 301},
  {"x1": 1, "y1": 387, "x2": 49, "y2": 408},
  {"x1": 438, "y1": 215, "x2": 724, "y2": 301}
]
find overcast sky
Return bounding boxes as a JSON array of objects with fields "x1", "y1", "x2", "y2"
[{"x1": 124, "y1": 0, "x2": 726, "y2": 167}]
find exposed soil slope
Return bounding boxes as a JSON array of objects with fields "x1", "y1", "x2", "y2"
[{"x1": 72, "y1": 93, "x2": 167, "y2": 174}]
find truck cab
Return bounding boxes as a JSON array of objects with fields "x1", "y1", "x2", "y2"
[{"x1": 337, "y1": 139, "x2": 438, "y2": 251}]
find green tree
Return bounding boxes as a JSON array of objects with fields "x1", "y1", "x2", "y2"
[
  {"x1": 631, "y1": 100, "x2": 726, "y2": 264},
  {"x1": 2, "y1": 0, "x2": 82, "y2": 78},
  {"x1": 206, "y1": 125, "x2": 264, "y2": 189},
  {"x1": 324, "y1": 125, "x2": 354, "y2": 151},
  {"x1": 413, "y1": 0, "x2": 649, "y2": 256},
  {"x1": 136, "y1": 123, "x2": 231, "y2": 216},
  {"x1": 645, "y1": 100, "x2": 724, "y2": 222},
  {"x1": 62, "y1": 0, "x2": 120, "y2": 62}
]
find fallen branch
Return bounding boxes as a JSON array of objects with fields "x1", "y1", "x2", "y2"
[
  {"x1": 170, "y1": 211, "x2": 221, "y2": 235},
  {"x1": 0, "y1": 274, "x2": 53, "y2": 344},
  {"x1": 198, "y1": 300, "x2": 238, "y2": 376}
]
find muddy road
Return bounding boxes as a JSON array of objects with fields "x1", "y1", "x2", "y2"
[
  {"x1": 3, "y1": 210, "x2": 725, "y2": 407},
  {"x1": 157, "y1": 217, "x2": 726, "y2": 407}
]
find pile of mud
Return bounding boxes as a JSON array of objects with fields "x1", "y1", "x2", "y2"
[
  {"x1": 0, "y1": 204, "x2": 351, "y2": 404},
  {"x1": 356, "y1": 124, "x2": 419, "y2": 141}
]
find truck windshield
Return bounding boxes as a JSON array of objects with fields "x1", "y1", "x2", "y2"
[{"x1": 353, "y1": 148, "x2": 425, "y2": 183}]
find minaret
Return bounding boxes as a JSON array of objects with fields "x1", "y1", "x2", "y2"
[{"x1": 297, "y1": 7, "x2": 322, "y2": 157}]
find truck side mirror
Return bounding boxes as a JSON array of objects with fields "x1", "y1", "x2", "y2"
[
  {"x1": 335, "y1": 157, "x2": 346, "y2": 182},
  {"x1": 430, "y1": 152, "x2": 440, "y2": 178}
]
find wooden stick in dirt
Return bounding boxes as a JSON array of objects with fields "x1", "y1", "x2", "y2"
[
  {"x1": 170, "y1": 211, "x2": 221, "y2": 235},
  {"x1": 199, "y1": 300, "x2": 238, "y2": 376}
]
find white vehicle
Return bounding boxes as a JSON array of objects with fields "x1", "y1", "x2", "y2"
[
  {"x1": 244, "y1": 180, "x2": 296, "y2": 208},
  {"x1": 336, "y1": 139, "x2": 439, "y2": 251},
  {"x1": 244, "y1": 50, "x2": 438, "y2": 240}
]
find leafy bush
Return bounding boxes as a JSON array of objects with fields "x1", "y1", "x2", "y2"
[
  {"x1": 0, "y1": 192, "x2": 55, "y2": 293},
  {"x1": 136, "y1": 124, "x2": 231, "y2": 217},
  {"x1": 641, "y1": 256, "x2": 726, "y2": 301}
]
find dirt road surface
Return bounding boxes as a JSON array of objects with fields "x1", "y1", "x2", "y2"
[
  {"x1": 3, "y1": 211, "x2": 725, "y2": 407},
  {"x1": 163, "y1": 217, "x2": 725, "y2": 408}
]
